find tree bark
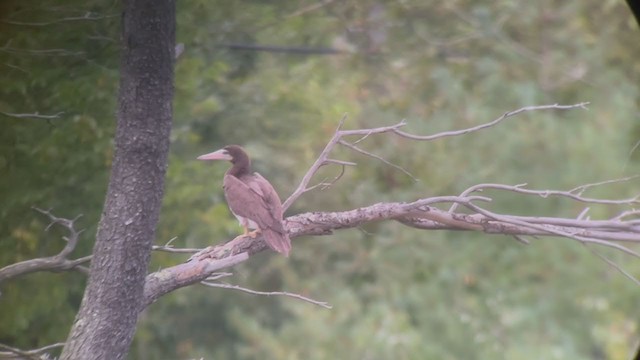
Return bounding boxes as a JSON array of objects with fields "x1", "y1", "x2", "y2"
[{"x1": 61, "y1": 1, "x2": 175, "y2": 359}]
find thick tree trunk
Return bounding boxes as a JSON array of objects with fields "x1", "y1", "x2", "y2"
[{"x1": 61, "y1": 1, "x2": 175, "y2": 359}]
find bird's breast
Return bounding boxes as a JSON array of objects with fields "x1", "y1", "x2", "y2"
[{"x1": 230, "y1": 209, "x2": 259, "y2": 229}]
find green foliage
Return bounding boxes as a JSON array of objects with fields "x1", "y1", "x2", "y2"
[
  {"x1": 0, "y1": 0, "x2": 118, "y2": 349},
  {"x1": 2, "y1": 0, "x2": 640, "y2": 359}
]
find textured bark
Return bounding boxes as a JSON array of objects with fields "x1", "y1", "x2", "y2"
[{"x1": 61, "y1": 1, "x2": 175, "y2": 359}]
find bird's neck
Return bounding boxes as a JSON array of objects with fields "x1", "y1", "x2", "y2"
[{"x1": 228, "y1": 158, "x2": 251, "y2": 178}]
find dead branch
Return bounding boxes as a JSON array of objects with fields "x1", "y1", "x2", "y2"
[
  {"x1": 449, "y1": 178, "x2": 639, "y2": 213},
  {"x1": 283, "y1": 103, "x2": 589, "y2": 211},
  {"x1": 0, "y1": 111, "x2": 64, "y2": 120},
  {"x1": 201, "y1": 281, "x2": 332, "y2": 309},
  {"x1": 142, "y1": 252, "x2": 249, "y2": 308},
  {"x1": 151, "y1": 237, "x2": 200, "y2": 254},
  {"x1": 0, "y1": 342, "x2": 64, "y2": 360},
  {"x1": 0, "y1": 208, "x2": 89, "y2": 283},
  {"x1": 141, "y1": 192, "x2": 639, "y2": 309},
  {"x1": 392, "y1": 103, "x2": 589, "y2": 141},
  {"x1": 1, "y1": 13, "x2": 117, "y2": 27}
]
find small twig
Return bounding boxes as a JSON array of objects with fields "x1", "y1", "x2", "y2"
[
  {"x1": 624, "y1": 140, "x2": 640, "y2": 171},
  {"x1": 450, "y1": 181, "x2": 639, "y2": 213},
  {"x1": 393, "y1": 103, "x2": 589, "y2": 141},
  {"x1": 151, "y1": 246, "x2": 201, "y2": 254},
  {"x1": 576, "y1": 207, "x2": 590, "y2": 221},
  {"x1": 1, "y1": 13, "x2": 116, "y2": 26},
  {"x1": 165, "y1": 237, "x2": 178, "y2": 247},
  {"x1": 338, "y1": 140, "x2": 418, "y2": 181},
  {"x1": 460, "y1": 202, "x2": 640, "y2": 258},
  {"x1": 512, "y1": 235, "x2": 530, "y2": 245},
  {"x1": 569, "y1": 175, "x2": 640, "y2": 196},
  {"x1": 306, "y1": 164, "x2": 348, "y2": 192},
  {"x1": 0, "y1": 342, "x2": 65, "y2": 360},
  {"x1": 151, "y1": 237, "x2": 203, "y2": 254},
  {"x1": 2, "y1": 62, "x2": 29, "y2": 74},
  {"x1": 0, "y1": 46, "x2": 84, "y2": 57},
  {"x1": 1, "y1": 111, "x2": 64, "y2": 120},
  {"x1": 283, "y1": 0, "x2": 337, "y2": 19},
  {"x1": 205, "y1": 272, "x2": 233, "y2": 281},
  {"x1": 324, "y1": 159, "x2": 357, "y2": 166},
  {"x1": 612, "y1": 209, "x2": 640, "y2": 221},
  {"x1": 201, "y1": 281, "x2": 332, "y2": 309},
  {"x1": 584, "y1": 246, "x2": 640, "y2": 286}
]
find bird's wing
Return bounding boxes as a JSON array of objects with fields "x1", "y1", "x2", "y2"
[
  {"x1": 251, "y1": 173, "x2": 284, "y2": 220},
  {"x1": 223, "y1": 173, "x2": 284, "y2": 231}
]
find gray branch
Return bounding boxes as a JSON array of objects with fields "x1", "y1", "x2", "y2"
[
  {"x1": 0, "y1": 208, "x2": 88, "y2": 283},
  {"x1": 141, "y1": 192, "x2": 640, "y2": 310}
]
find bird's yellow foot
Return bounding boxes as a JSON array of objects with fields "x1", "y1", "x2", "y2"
[{"x1": 241, "y1": 226, "x2": 261, "y2": 238}]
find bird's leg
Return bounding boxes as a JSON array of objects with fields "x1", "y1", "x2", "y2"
[
  {"x1": 241, "y1": 226, "x2": 261, "y2": 239},
  {"x1": 247, "y1": 229, "x2": 261, "y2": 238},
  {"x1": 242, "y1": 226, "x2": 251, "y2": 237}
]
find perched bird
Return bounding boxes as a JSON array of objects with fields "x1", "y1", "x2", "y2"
[{"x1": 197, "y1": 145, "x2": 291, "y2": 256}]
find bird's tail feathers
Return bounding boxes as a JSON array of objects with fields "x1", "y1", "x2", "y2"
[{"x1": 263, "y1": 228, "x2": 291, "y2": 257}]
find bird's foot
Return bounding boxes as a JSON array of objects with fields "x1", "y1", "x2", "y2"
[{"x1": 241, "y1": 226, "x2": 261, "y2": 238}]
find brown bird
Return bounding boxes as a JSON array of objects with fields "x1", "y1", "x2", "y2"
[{"x1": 197, "y1": 145, "x2": 291, "y2": 256}]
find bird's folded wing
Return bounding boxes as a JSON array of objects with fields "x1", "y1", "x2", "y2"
[
  {"x1": 252, "y1": 173, "x2": 284, "y2": 220},
  {"x1": 223, "y1": 174, "x2": 283, "y2": 230}
]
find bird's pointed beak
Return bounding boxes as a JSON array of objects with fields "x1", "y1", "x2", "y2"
[{"x1": 197, "y1": 149, "x2": 232, "y2": 161}]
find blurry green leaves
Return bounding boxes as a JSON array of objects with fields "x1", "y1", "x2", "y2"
[
  {"x1": 191, "y1": 95, "x2": 224, "y2": 118},
  {"x1": 0, "y1": 0, "x2": 118, "y2": 350}
]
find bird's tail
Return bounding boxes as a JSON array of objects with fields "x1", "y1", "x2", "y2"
[{"x1": 263, "y1": 228, "x2": 291, "y2": 257}]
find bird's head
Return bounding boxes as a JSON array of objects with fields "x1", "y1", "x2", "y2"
[{"x1": 197, "y1": 145, "x2": 249, "y2": 167}]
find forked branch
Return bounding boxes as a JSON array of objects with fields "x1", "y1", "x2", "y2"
[
  {"x1": 283, "y1": 102, "x2": 590, "y2": 211},
  {"x1": 0, "y1": 208, "x2": 90, "y2": 283}
]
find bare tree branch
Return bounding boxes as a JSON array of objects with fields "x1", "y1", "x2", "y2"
[
  {"x1": 0, "y1": 342, "x2": 64, "y2": 360},
  {"x1": 1, "y1": 13, "x2": 117, "y2": 27},
  {"x1": 141, "y1": 191, "x2": 640, "y2": 309},
  {"x1": 0, "y1": 46, "x2": 84, "y2": 57},
  {"x1": 143, "y1": 252, "x2": 249, "y2": 308},
  {"x1": 449, "y1": 178, "x2": 639, "y2": 213},
  {"x1": 283, "y1": 0, "x2": 337, "y2": 20},
  {"x1": 0, "y1": 111, "x2": 64, "y2": 120},
  {"x1": 392, "y1": 103, "x2": 590, "y2": 141},
  {"x1": 282, "y1": 114, "x2": 350, "y2": 211},
  {"x1": 0, "y1": 208, "x2": 88, "y2": 283},
  {"x1": 585, "y1": 246, "x2": 640, "y2": 286},
  {"x1": 283, "y1": 103, "x2": 589, "y2": 211},
  {"x1": 338, "y1": 139, "x2": 418, "y2": 181},
  {"x1": 151, "y1": 237, "x2": 201, "y2": 254},
  {"x1": 201, "y1": 281, "x2": 332, "y2": 309}
]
